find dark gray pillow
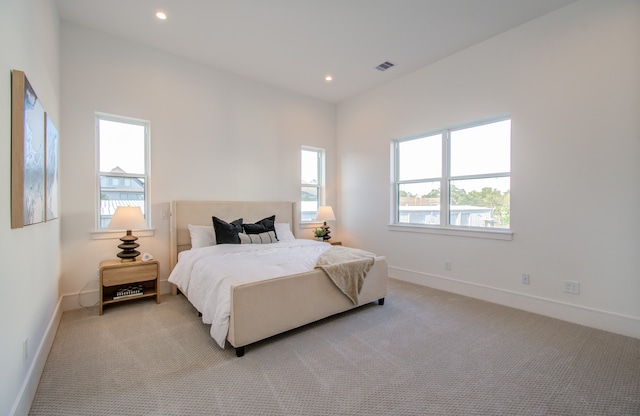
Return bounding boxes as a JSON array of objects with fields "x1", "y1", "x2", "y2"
[
  {"x1": 212, "y1": 216, "x2": 243, "y2": 244},
  {"x1": 242, "y1": 215, "x2": 277, "y2": 239}
]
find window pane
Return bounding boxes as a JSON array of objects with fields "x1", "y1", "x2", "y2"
[
  {"x1": 398, "y1": 134, "x2": 441, "y2": 181},
  {"x1": 301, "y1": 185, "x2": 318, "y2": 203},
  {"x1": 449, "y1": 177, "x2": 510, "y2": 229},
  {"x1": 301, "y1": 149, "x2": 318, "y2": 185},
  {"x1": 99, "y1": 175, "x2": 145, "y2": 228},
  {"x1": 99, "y1": 120, "x2": 145, "y2": 175},
  {"x1": 398, "y1": 181, "x2": 440, "y2": 224},
  {"x1": 301, "y1": 147, "x2": 324, "y2": 222},
  {"x1": 301, "y1": 186, "x2": 318, "y2": 221},
  {"x1": 450, "y1": 119, "x2": 510, "y2": 177}
]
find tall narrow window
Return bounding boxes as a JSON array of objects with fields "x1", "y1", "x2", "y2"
[
  {"x1": 97, "y1": 114, "x2": 150, "y2": 229},
  {"x1": 301, "y1": 147, "x2": 325, "y2": 222},
  {"x1": 393, "y1": 116, "x2": 511, "y2": 231}
]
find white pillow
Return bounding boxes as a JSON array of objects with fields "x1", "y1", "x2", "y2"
[
  {"x1": 188, "y1": 224, "x2": 215, "y2": 249},
  {"x1": 275, "y1": 223, "x2": 295, "y2": 241}
]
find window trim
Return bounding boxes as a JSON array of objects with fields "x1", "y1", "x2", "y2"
[
  {"x1": 95, "y1": 112, "x2": 151, "y2": 232},
  {"x1": 391, "y1": 115, "x2": 512, "y2": 239},
  {"x1": 300, "y1": 146, "x2": 325, "y2": 225}
]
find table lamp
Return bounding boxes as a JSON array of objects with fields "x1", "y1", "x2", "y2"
[
  {"x1": 315, "y1": 206, "x2": 336, "y2": 241},
  {"x1": 108, "y1": 206, "x2": 147, "y2": 262}
]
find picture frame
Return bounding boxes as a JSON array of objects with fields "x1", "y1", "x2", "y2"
[
  {"x1": 45, "y1": 113, "x2": 59, "y2": 221},
  {"x1": 11, "y1": 70, "x2": 45, "y2": 228}
]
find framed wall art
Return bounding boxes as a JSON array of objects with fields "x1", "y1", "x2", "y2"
[
  {"x1": 45, "y1": 113, "x2": 59, "y2": 221},
  {"x1": 11, "y1": 70, "x2": 45, "y2": 228}
]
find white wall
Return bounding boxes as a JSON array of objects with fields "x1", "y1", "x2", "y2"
[
  {"x1": 59, "y1": 23, "x2": 337, "y2": 306},
  {"x1": 337, "y1": 0, "x2": 640, "y2": 338},
  {"x1": 3, "y1": 2, "x2": 637, "y2": 412},
  {"x1": 0, "y1": 0, "x2": 60, "y2": 415}
]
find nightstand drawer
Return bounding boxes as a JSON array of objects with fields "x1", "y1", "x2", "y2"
[{"x1": 102, "y1": 263, "x2": 157, "y2": 286}]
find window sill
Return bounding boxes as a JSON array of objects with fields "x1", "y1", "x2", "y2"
[
  {"x1": 388, "y1": 223, "x2": 513, "y2": 241},
  {"x1": 91, "y1": 229, "x2": 155, "y2": 240}
]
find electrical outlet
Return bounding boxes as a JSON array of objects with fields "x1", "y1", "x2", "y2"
[
  {"x1": 521, "y1": 274, "x2": 530, "y2": 285},
  {"x1": 23, "y1": 338, "x2": 28, "y2": 362},
  {"x1": 563, "y1": 280, "x2": 580, "y2": 294},
  {"x1": 444, "y1": 260, "x2": 452, "y2": 271}
]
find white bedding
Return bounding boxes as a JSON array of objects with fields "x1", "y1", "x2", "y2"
[{"x1": 168, "y1": 239, "x2": 331, "y2": 348}]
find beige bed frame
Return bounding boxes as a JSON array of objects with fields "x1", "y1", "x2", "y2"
[{"x1": 169, "y1": 200, "x2": 388, "y2": 356}]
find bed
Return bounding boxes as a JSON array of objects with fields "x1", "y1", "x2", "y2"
[{"x1": 168, "y1": 200, "x2": 388, "y2": 356}]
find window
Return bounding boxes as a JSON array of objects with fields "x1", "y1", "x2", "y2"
[
  {"x1": 393, "y1": 116, "x2": 511, "y2": 231},
  {"x1": 301, "y1": 147, "x2": 325, "y2": 222},
  {"x1": 96, "y1": 113, "x2": 150, "y2": 229}
]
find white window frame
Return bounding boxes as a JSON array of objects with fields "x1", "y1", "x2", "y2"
[
  {"x1": 390, "y1": 115, "x2": 513, "y2": 240},
  {"x1": 95, "y1": 112, "x2": 151, "y2": 232},
  {"x1": 300, "y1": 146, "x2": 325, "y2": 225}
]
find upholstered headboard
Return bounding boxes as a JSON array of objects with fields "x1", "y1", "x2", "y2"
[{"x1": 169, "y1": 201, "x2": 295, "y2": 270}]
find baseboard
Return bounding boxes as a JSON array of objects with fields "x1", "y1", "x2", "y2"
[
  {"x1": 62, "y1": 278, "x2": 173, "y2": 312},
  {"x1": 389, "y1": 266, "x2": 640, "y2": 340},
  {"x1": 11, "y1": 297, "x2": 63, "y2": 416}
]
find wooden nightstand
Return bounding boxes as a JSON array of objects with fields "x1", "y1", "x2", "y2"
[
  {"x1": 99, "y1": 259, "x2": 159, "y2": 315},
  {"x1": 329, "y1": 241, "x2": 342, "y2": 246}
]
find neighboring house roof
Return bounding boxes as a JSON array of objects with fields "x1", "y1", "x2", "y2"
[{"x1": 100, "y1": 200, "x2": 145, "y2": 216}]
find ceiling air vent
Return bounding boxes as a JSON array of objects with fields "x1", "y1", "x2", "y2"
[{"x1": 375, "y1": 61, "x2": 395, "y2": 71}]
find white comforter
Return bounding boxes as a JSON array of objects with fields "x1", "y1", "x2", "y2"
[{"x1": 168, "y1": 239, "x2": 330, "y2": 348}]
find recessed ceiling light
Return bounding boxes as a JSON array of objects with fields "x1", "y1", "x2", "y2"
[
  {"x1": 155, "y1": 10, "x2": 167, "y2": 20},
  {"x1": 325, "y1": 75, "x2": 333, "y2": 82}
]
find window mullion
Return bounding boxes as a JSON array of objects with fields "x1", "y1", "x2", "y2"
[{"x1": 450, "y1": 172, "x2": 510, "y2": 182}]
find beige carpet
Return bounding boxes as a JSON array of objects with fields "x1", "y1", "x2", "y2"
[{"x1": 30, "y1": 279, "x2": 639, "y2": 415}]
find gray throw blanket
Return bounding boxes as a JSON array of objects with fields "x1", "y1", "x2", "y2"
[{"x1": 315, "y1": 246, "x2": 376, "y2": 305}]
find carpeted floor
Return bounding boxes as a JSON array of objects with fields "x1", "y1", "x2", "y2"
[{"x1": 30, "y1": 279, "x2": 640, "y2": 415}]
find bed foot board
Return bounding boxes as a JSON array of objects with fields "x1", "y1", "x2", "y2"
[
  {"x1": 378, "y1": 298, "x2": 385, "y2": 305},
  {"x1": 235, "y1": 347, "x2": 245, "y2": 357}
]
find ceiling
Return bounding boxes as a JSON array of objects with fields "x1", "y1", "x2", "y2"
[{"x1": 55, "y1": 0, "x2": 578, "y2": 103}]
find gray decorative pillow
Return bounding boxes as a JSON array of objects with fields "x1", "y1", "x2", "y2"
[{"x1": 238, "y1": 231, "x2": 277, "y2": 244}]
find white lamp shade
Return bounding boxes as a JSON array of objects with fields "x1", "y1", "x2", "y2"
[
  {"x1": 315, "y1": 206, "x2": 336, "y2": 222},
  {"x1": 108, "y1": 206, "x2": 147, "y2": 230}
]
